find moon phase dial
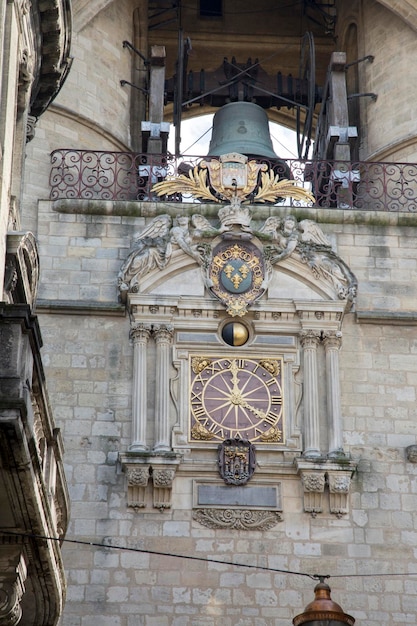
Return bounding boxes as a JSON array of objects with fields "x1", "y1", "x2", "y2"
[{"x1": 189, "y1": 356, "x2": 284, "y2": 443}]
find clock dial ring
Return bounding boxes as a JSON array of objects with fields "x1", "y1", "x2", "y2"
[{"x1": 189, "y1": 356, "x2": 284, "y2": 443}]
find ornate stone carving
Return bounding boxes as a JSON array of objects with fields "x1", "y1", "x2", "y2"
[
  {"x1": 300, "y1": 471, "x2": 326, "y2": 516},
  {"x1": 5, "y1": 232, "x2": 40, "y2": 307},
  {"x1": 297, "y1": 461, "x2": 356, "y2": 517},
  {"x1": 126, "y1": 465, "x2": 150, "y2": 508},
  {"x1": 128, "y1": 467, "x2": 150, "y2": 486},
  {"x1": 328, "y1": 471, "x2": 351, "y2": 517},
  {"x1": 299, "y1": 330, "x2": 321, "y2": 349},
  {"x1": 118, "y1": 212, "x2": 357, "y2": 314},
  {"x1": 322, "y1": 330, "x2": 343, "y2": 350},
  {"x1": 17, "y1": 49, "x2": 34, "y2": 113},
  {"x1": 130, "y1": 323, "x2": 152, "y2": 342},
  {"x1": 218, "y1": 438, "x2": 256, "y2": 485},
  {"x1": 152, "y1": 466, "x2": 177, "y2": 509},
  {"x1": 26, "y1": 115, "x2": 37, "y2": 143},
  {"x1": 152, "y1": 324, "x2": 174, "y2": 343},
  {"x1": 302, "y1": 472, "x2": 326, "y2": 492},
  {"x1": 121, "y1": 456, "x2": 182, "y2": 510},
  {"x1": 193, "y1": 508, "x2": 283, "y2": 530},
  {"x1": 152, "y1": 468, "x2": 176, "y2": 487},
  {"x1": 0, "y1": 549, "x2": 27, "y2": 626}
]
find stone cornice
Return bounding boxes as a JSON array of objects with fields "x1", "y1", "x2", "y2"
[
  {"x1": 50, "y1": 198, "x2": 417, "y2": 227},
  {"x1": 30, "y1": 0, "x2": 72, "y2": 120}
]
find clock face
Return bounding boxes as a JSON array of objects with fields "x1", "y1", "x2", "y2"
[{"x1": 189, "y1": 356, "x2": 284, "y2": 443}]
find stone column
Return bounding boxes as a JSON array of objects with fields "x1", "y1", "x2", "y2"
[
  {"x1": 129, "y1": 323, "x2": 152, "y2": 451},
  {"x1": 153, "y1": 324, "x2": 174, "y2": 452},
  {"x1": 300, "y1": 330, "x2": 321, "y2": 458},
  {"x1": 323, "y1": 331, "x2": 344, "y2": 458}
]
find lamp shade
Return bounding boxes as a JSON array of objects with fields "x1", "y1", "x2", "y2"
[{"x1": 293, "y1": 581, "x2": 355, "y2": 626}]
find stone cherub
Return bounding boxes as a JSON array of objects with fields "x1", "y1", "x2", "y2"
[{"x1": 118, "y1": 214, "x2": 212, "y2": 296}]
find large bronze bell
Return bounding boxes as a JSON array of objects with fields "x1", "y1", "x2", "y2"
[{"x1": 207, "y1": 101, "x2": 278, "y2": 159}]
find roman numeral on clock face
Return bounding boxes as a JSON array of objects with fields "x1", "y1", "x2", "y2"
[
  {"x1": 264, "y1": 411, "x2": 281, "y2": 425},
  {"x1": 191, "y1": 390, "x2": 202, "y2": 403},
  {"x1": 192, "y1": 406, "x2": 206, "y2": 418}
]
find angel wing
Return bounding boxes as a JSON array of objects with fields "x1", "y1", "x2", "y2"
[
  {"x1": 257, "y1": 216, "x2": 282, "y2": 239},
  {"x1": 119, "y1": 215, "x2": 173, "y2": 291},
  {"x1": 133, "y1": 214, "x2": 172, "y2": 243},
  {"x1": 298, "y1": 219, "x2": 331, "y2": 247}
]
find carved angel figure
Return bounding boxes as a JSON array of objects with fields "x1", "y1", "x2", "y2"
[
  {"x1": 256, "y1": 216, "x2": 282, "y2": 240},
  {"x1": 169, "y1": 215, "x2": 203, "y2": 263},
  {"x1": 263, "y1": 215, "x2": 332, "y2": 264},
  {"x1": 118, "y1": 213, "x2": 218, "y2": 297},
  {"x1": 118, "y1": 214, "x2": 172, "y2": 294},
  {"x1": 259, "y1": 214, "x2": 356, "y2": 302}
]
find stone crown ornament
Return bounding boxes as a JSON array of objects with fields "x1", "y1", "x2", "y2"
[{"x1": 151, "y1": 152, "x2": 315, "y2": 206}]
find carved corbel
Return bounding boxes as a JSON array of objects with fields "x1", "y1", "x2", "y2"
[
  {"x1": 125, "y1": 464, "x2": 151, "y2": 508},
  {"x1": 151, "y1": 465, "x2": 177, "y2": 509},
  {"x1": 0, "y1": 549, "x2": 27, "y2": 626},
  {"x1": 327, "y1": 470, "x2": 351, "y2": 517},
  {"x1": 300, "y1": 470, "x2": 326, "y2": 516}
]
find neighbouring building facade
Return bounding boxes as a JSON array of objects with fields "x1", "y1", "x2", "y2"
[
  {"x1": 7, "y1": 1, "x2": 417, "y2": 625},
  {"x1": 0, "y1": 0, "x2": 71, "y2": 624}
]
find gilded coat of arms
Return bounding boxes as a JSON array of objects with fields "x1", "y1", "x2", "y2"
[{"x1": 209, "y1": 240, "x2": 265, "y2": 316}]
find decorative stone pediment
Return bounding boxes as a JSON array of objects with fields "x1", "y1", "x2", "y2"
[{"x1": 118, "y1": 209, "x2": 357, "y2": 315}]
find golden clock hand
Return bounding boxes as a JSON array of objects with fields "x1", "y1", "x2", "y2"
[
  {"x1": 229, "y1": 359, "x2": 241, "y2": 395},
  {"x1": 239, "y1": 399, "x2": 268, "y2": 420}
]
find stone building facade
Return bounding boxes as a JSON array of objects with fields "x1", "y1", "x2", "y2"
[
  {"x1": 0, "y1": 0, "x2": 71, "y2": 624},
  {"x1": 12, "y1": 1, "x2": 417, "y2": 625}
]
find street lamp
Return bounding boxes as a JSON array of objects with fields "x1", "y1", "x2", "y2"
[{"x1": 293, "y1": 578, "x2": 355, "y2": 626}]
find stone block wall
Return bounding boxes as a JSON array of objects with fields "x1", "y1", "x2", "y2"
[
  {"x1": 338, "y1": 0, "x2": 417, "y2": 162},
  {"x1": 31, "y1": 199, "x2": 417, "y2": 626}
]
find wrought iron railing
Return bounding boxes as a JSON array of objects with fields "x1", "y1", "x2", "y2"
[{"x1": 49, "y1": 149, "x2": 417, "y2": 211}]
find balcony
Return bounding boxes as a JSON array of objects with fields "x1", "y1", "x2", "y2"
[
  {"x1": 0, "y1": 233, "x2": 69, "y2": 624},
  {"x1": 50, "y1": 149, "x2": 417, "y2": 212}
]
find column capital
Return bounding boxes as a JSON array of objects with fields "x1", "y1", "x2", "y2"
[
  {"x1": 152, "y1": 324, "x2": 174, "y2": 343},
  {"x1": 322, "y1": 330, "x2": 342, "y2": 349},
  {"x1": 130, "y1": 322, "x2": 152, "y2": 342},
  {"x1": 299, "y1": 329, "x2": 321, "y2": 348}
]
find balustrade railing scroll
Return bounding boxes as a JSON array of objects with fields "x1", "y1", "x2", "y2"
[{"x1": 49, "y1": 149, "x2": 417, "y2": 211}]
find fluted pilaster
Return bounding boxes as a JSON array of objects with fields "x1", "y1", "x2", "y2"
[
  {"x1": 299, "y1": 330, "x2": 321, "y2": 458},
  {"x1": 129, "y1": 323, "x2": 152, "y2": 451},
  {"x1": 323, "y1": 331, "x2": 344, "y2": 457},
  {"x1": 153, "y1": 324, "x2": 174, "y2": 452}
]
